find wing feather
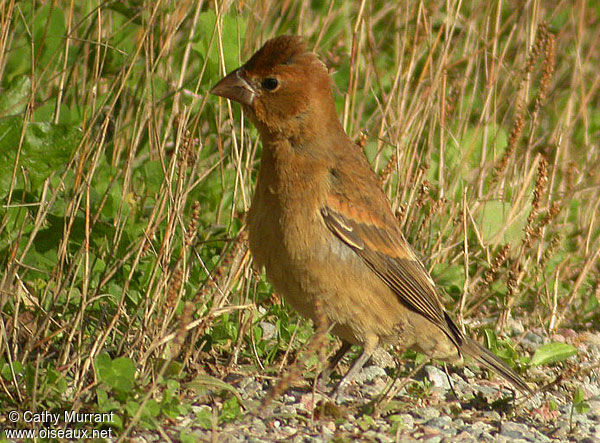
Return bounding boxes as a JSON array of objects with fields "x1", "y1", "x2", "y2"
[{"x1": 321, "y1": 204, "x2": 463, "y2": 348}]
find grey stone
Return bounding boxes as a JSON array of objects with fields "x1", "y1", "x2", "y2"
[
  {"x1": 426, "y1": 416, "x2": 452, "y2": 428},
  {"x1": 522, "y1": 332, "x2": 544, "y2": 351},
  {"x1": 355, "y1": 364, "x2": 387, "y2": 383},
  {"x1": 500, "y1": 422, "x2": 530, "y2": 440},
  {"x1": 398, "y1": 413, "x2": 415, "y2": 430},
  {"x1": 468, "y1": 421, "x2": 493, "y2": 437},
  {"x1": 462, "y1": 367, "x2": 476, "y2": 378},
  {"x1": 259, "y1": 321, "x2": 277, "y2": 340},
  {"x1": 481, "y1": 410, "x2": 501, "y2": 421},
  {"x1": 414, "y1": 406, "x2": 440, "y2": 421},
  {"x1": 424, "y1": 365, "x2": 451, "y2": 390}
]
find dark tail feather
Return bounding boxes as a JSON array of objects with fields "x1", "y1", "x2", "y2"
[{"x1": 461, "y1": 338, "x2": 532, "y2": 394}]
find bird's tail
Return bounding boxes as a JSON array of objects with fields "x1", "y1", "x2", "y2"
[{"x1": 460, "y1": 337, "x2": 532, "y2": 394}]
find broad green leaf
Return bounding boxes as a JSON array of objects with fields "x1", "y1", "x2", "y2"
[
  {"x1": 193, "y1": 11, "x2": 247, "y2": 85},
  {"x1": 95, "y1": 353, "x2": 136, "y2": 393},
  {"x1": 194, "y1": 406, "x2": 213, "y2": 430},
  {"x1": 436, "y1": 124, "x2": 508, "y2": 184},
  {"x1": 0, "y1": 76, "x2": 31, "y2": 116},
  {"x1": 33, "y1": 4, "x2": 66, "y2": 70},
  {"x1": 530, "y1": 342, "x2": 577, "y2": 366},
  {"x1": 483, "y1": 329, "x2": 499, "y2": 351},
  {"x1": 477, "y1": 200, "x2": 527, "y2": 245},
  {"x1": 219, "y1": 396, "x2": 241, "y2": 423},
  {"x1": 431, "y1": 263, "x2": 464, "y2": 294},
  {"x1": 0, "y1": 117, "x2": 80, "y2": 197},
  {"x1": 181, "y1": 430, "x2": 204, "y2": 443}
]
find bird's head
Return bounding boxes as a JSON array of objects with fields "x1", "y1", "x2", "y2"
[{"x1": 210, "y1": 35, "x2": 340, "y2": 140}]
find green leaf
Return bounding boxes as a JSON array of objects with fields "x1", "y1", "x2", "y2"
[
  {"x1": 573, "y1": 386, "x2": 585, "y2": 404},
  {"x1": 0, "y1": 76, "x2": 31, "y2": 116},
  {"x1": 193, "y1": 11, "x2": 247, "y2": 85},
  {"x1": 125, "y1": 398, "x2": 160, "y2": 424},
  {"x1": 388, "y1": 414, "x2": 406, "y2": 434},
  {"x1": 530, "y1": 342, "x2": 577, "y2": 366},
  {"x1": 573, "y1": 387, "x2": 590, "y2": 414},
  {"x1": 219, "y1": 396, "x2": 241, "y2": 423},
  {"x1": 95, "y1": 353, "x2": 136, "y2": 393},
  {"x1": 431, "y1": 124, "x2": 508, "y2": 195},
  {"x1": 96, "y1": 388, "x2": 122, "y2": 415},
  {"x1": 0, "y1": 117, "x2": 81, "y2": 198},
  {"x1": 0, "y1": 360, "x2": 24, "y2": 381},
  {"x1": 357, "y1": 415, "x2": 376, "y2": 431},
  {"x1": 431, "y1": 263, "x2": 464, "y2": 293},
  {"x1": 33, "y1": 4, "x2": 66, "y2": 70},
  {"x1": 180, "y1": 430, "x2": 203, "y2": 443},
  {"x1": 194, "y1": 406, "x2": 213, "y2": 430},
  {"x1": 186, "y1": 374, "x2": 242, "y2": 400},
  {"x1": 483, "y1": 329, "x2": 499, "y2": 351},
  {"x1": 477, "y1": 200, "x2": 527, "y2": 245}
]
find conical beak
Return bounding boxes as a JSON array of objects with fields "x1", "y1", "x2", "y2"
[{"x1": 210, "y1": 68, "x2": 256, "y2": 106}]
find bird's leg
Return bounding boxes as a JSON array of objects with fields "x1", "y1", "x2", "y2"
[
  {"x1": 332, "y1": 337, "x2": 378, "y2": 402},
  {"x1": 443, "y1": 363, "x2": 459, "y2": 400},
  {"x1": 333, "y1": 349, "x2": 373, "y2": 402},
  {"x1": 318, "y1": 341, "x2": 352, "y2": 390}
]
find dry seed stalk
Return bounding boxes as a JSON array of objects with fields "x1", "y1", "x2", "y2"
[
  {"x1": 524, "y1": 156, "x2": 549, "y2": 246},
  {"x1": 380, "y1": 151, "x2": 398, "y2": 184},
  {"x1": 166, "y1": 201, "x2": 202, "y2": 314},
  {"x1": 565, "y1": 161, "x2": 578, "y2": 194},
  {"x1": 493, "y1": 24, "x2": 554, "y2": 182},
  {"x1": 484, "y1": 244, "x2": 511, "y2": 285},
  {"x1": 499, "y1": 259, "x2": 523, "y2": 329},
  {"x1": 421, "y1": 196, "x2": 446, "y2": 229},
  {"x1": 186, "y1": 201, "x2": 201, "y2": 247},
  {"x1": 466, "y1": 244, "x2": 513, "y2": 317},
  {"x1": 493, "y1": 111, "x2": 525, "y2": 182},
  {"x1": 444, "y1": 82, "x2": 460, "y2": 118},
  {"x1": 524, "y1": 23, "x2": 549, "y2": 76},
  {"x1": 415, "y1": 180, "x2": 431, "y2": 208},
  {"x1": 166, "y1": 266, "x2": 184, "y2": 311},
  {"x1": 395, "y1": 203, "x2": 407, "y2": 224},
  {"x1": 180, "y1": 127, "x2": 198, "y2": 166},
  {"x1": 501, "y1": 184, "x2": 559, "y2": 330},
  {"x1": 528, "y1": 202, "x2": 560, "y2": 246},
  {"x1": 357, "y1": 131, "x2": 368, "y2": 150},
  {"x1": 525, "y1": 201, "x2": 560, "y2": 250},
  {"x1": 172, "y1": 301, "x2": 195, "y2": 356},
  {"x1": 531, "y1": 29, "x2": 555, "y2": 120}
]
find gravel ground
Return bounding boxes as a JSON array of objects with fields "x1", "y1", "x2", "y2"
[{"x1": 133, "y1": 327, "x2": 600, "y2": 442}]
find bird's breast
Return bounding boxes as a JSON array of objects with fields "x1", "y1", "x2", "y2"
[
  {"x1": 246, "y1": 145, "x2": 344, "y2": 311},
  {"x1": 245, "y1": 142, "x2": 421, "y2": 348},
  {"x1": 247, "y1": 154, "x2": 329, "y2": 272}
]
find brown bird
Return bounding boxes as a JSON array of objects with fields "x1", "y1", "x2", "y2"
[{"x1": 211, "y1": 35, "x2": 530, "y2": 397}]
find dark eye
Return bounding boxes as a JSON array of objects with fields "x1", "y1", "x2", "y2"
[{"x1": 261, "y1": 77, "x2": 279, "y2": 91}]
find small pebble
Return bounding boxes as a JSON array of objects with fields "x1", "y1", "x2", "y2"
[
  {"x1": 426, "y1": 416, "x2": 452, "y2": 428},
  {"x1": 259, "y1": 321, "x2": 277, "y2": 340},
  {"x1": 500, "y1": 421, "x2": 531, "y2": 440},
  {"x1": 414, "y1": 406, "x2": 440, "y2": 421},
  {"x1": 424, "y1": 365, "x2": 451, "y2": 390},
  {"x1": 355, "y1": 364, "x2": 387, "y2": 383}
]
